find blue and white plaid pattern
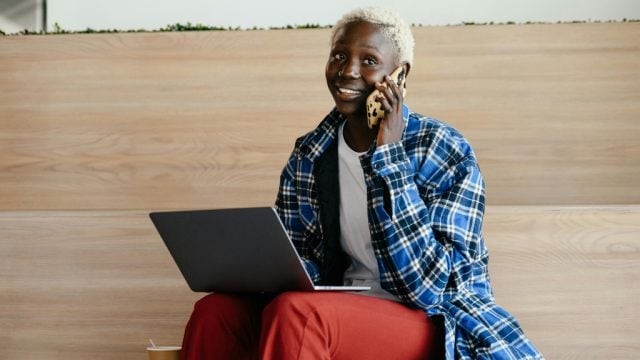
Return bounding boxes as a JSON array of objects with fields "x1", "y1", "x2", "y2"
[{"x1": 275, "y1": 105, "x2": 543, "y2": 359}]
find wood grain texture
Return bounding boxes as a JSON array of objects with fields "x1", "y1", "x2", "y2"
[
  {"x1": 1, "y1": 206, "x2": 638, "y2": 359},
  {"x1": 0, "y1": 22, "x2": 638, "y2": 359},
  {"x1": 484, "y1": 205, "x2": 640, "y2": 359},
  {"x1": 0, "y1": 23, "x2": 639, "y2": 210},
  {"x1": 0, "y1": 211, "x2": 201, "y2": 359}
]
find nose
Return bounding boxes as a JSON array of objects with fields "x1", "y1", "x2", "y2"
[{"x1": 339, "y1": 60, "x2": 361, "y2": 79}]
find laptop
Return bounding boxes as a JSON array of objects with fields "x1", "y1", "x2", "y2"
[{"x1": 149, "y1": 207, "x2": 370, "y2": 293}]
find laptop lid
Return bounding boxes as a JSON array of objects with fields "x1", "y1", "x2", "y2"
[{"x1": 150, "y1": 207, "x2": 342, "y2": 293}]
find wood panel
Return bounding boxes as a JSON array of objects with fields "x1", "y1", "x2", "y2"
[
  {"x1": 411, "y1": 23, "x2": 640, "y2": 205},
  {"x1": 484, "y1": 205, "x2": 640, "y2": 358},
  {"x1": 0, "y1": 211, "x2": 201, "y2": 359},
  {"x1": 1, "y1": 206, "x2": 638, "y2": 359},
  {"x1": 0, "y1": 23, "x2": 639, "y2": 210},
  {"x1": 1, "y1": 22, "x2": 638, "y2": 360}
]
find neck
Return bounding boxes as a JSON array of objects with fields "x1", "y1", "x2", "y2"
[{"x1": 343, "y1": 116, "x2": 377, "y2": 153}]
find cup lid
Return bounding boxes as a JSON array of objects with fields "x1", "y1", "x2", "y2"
[{"x1": 146, "y1": 346, "x2": 181, "y2": 351}]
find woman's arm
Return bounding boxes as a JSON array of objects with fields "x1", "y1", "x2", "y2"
[{"x1": 369, "y1": 136, "x2": 486, "y2": 309}]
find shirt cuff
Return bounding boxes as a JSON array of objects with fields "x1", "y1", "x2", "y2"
[{"x1": 370, "y1": 141, "x2": 413, "y2": 177}]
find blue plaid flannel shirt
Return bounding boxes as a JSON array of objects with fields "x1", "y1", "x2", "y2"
[{"x1": 275, "y1": 105, "x2": 543, "y2": 359}]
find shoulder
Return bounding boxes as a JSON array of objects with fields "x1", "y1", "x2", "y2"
[
  {"x1": 402, "y1": 111, "x2": 482, "y2": 194},
  {"x1": 281, "y1": 108, "x2": 343, "y2": 177},
  {"x1": 404, "y1": 110, "x2": 476, "y2": 164},
  {"x1": 292, "y1": 108, "x2": 344, "y2": 158}
]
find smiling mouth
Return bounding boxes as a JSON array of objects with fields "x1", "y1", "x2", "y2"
[{"x1": 336, "y1": 87, "x2": 364, "y2": 96}]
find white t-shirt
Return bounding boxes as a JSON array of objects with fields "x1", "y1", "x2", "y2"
[{"x1": 338, "y1": 122, "x2": 399, "y2": 302}]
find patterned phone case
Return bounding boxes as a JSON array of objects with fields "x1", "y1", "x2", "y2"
[{"x1": 366, "y1": 67, "x2": 406, "y2": 129}]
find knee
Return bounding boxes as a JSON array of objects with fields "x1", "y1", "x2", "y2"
[
  {"x1": 262, "y1": 292, "x2": 326, "y2": 325},
  {"x1": 260, "y1": 292, "x2": 336, "y2": 358},
  {"x1": 191, "y1": 293, "x2": 242, "y2": 323},
  {"x1": 263, "y1": 292, "x2": 302, "y2": 318},
  {"x1": 193, "y1": 293, "x2": 222, "y2": 313}
]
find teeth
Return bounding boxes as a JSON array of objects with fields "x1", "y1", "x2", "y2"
[{"x1": 338, "y1": 88, "x2": 360, "y2": 95}]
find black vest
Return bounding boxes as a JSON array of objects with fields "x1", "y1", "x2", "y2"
[{"x1": 313, "y1": 138, "x2": 350, "y2": 285}]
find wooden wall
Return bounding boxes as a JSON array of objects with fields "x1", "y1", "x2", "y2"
[
  {"x1": 1, "y1": 23, "x2": 639, "y2": 208},
  {"x1": 1, "y1": 22, "x2": 639, "y2": 359}
]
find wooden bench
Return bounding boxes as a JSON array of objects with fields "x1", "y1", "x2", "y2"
[
  {"x1": 2, "y1": 207, "x2": 638, "y2": 358},
  {"x1": 1, "y1": 22, "x2": 638, "y2": 359},
  {"x1": 485, "y1": 206, "x2": 640, "y2": 358}
]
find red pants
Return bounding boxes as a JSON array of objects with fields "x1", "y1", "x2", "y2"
[{"x1": 180, "y1": 291, "x2": 443, "y2": 360}]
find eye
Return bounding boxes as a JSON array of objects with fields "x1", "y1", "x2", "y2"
[
  {"x1": 331, "y1": 52, "x2": 346, "y2": 61},
  {"x1": 364, "y1": 57, "x2": 378, "y2": 66}
]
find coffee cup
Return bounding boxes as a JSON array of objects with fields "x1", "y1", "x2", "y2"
[{"x1": 147, "y1": 346, "x2": 181, "y2": 360}]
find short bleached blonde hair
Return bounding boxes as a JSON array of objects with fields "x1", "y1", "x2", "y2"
[{"x1": 331, "y1": 6, "x2": 415, "y2": 65}]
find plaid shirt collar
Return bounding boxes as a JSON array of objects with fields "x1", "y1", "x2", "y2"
[{"x1": 296, "y1": 105, "x2": 411, "y2": 161}]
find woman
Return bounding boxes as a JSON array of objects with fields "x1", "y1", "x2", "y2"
[{"x1": 181, "y1": 6, "x2": 542, "y2": 359}]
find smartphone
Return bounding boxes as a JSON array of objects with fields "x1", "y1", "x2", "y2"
[{"x1": 366, "y1": 66, "x2": 406, "y2": 129}]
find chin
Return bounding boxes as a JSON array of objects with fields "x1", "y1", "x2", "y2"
[
  {"x1": 334, "y1": 100, "x2": 366, "y2": 119},
  {"x1": 336, "y1": 106, "x2": 363, "y2": 119}
]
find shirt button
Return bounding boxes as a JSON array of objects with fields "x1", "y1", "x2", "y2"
[{"x1": 373, "y1": 163, "x2": 381, "y2": 170}]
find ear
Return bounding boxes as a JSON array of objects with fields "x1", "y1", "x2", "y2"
[
  {"x1": 400, "y1": 62, "x2": 411, "y2": 96},
  {"x1": 402, "y1": 62, "x2": 411, "y2": 79}
]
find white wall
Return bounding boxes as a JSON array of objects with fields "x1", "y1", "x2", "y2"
[
  {"x1": 45, "y1": 0, "x2": 640, "y2": 32},
  {"x1": 0, "y1": 0, "x2": 44, "y2": 33}
]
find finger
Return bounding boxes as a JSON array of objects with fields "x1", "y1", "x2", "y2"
[
  {"x1": 374, "y1": 93, "x2": 392, "y2": 113},
  {"x1": 382, "y1": 75, "x2": 402, "y2": 106},
  {"x1": 373, "y1": 82, "x2": 390, "y2": 103},
  {"x1": 376, "y1": 80, "x2": 397, "y2": 107},
  {"x1": 385, "y1": 75, "x2": 404, "y2": 103}
]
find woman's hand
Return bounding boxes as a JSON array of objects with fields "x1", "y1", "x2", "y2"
[{"x1": 375, "y1": 74, "x2": 405, "y2": 147}]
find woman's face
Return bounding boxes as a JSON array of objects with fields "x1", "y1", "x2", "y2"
[{"x1": 325, "y1": 20, "x2": 400, "y2": 120}]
